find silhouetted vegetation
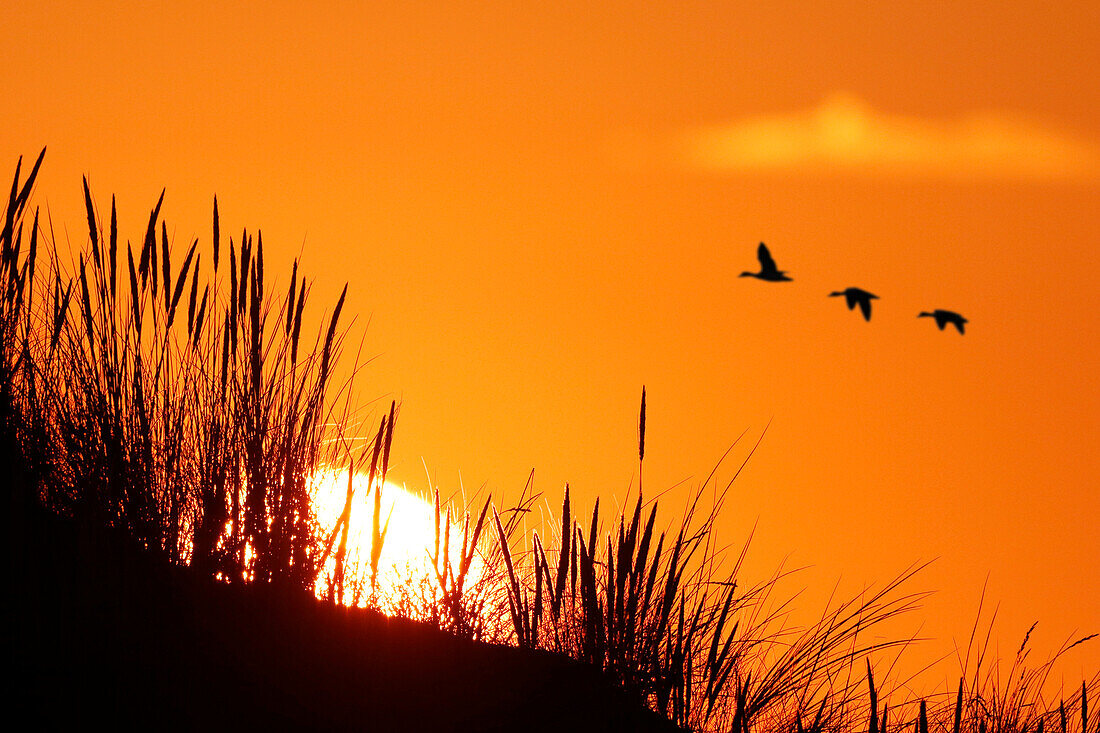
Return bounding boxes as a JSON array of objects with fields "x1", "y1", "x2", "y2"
[
  {"x1": 2, "y1": 148, "x2": 367, "y2": 591},
  {"x1": 3, "y1": 151, "x2": 1094, "y2": 731}
]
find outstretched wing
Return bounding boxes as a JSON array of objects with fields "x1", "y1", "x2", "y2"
[
  {"x1": 858, "y1": 296, "x2": 872, "y2": 321},
  {"x1": 845, "y1": 290, "x2": 858, "y2": 310},
  {"x1": 954, "y1": 319, "x2": 966, "y2": 335},
  {"x1": 757, "y1": 243, "x2": 779, "y2": 276}
]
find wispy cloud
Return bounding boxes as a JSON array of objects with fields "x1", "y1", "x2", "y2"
[{"x1": 679, "y1": 94, "x2": 1100, "y2": 180}]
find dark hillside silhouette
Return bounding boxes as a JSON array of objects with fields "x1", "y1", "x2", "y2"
[{"x1": 6, "y1": 498, "x2": 677, "y2": 732}]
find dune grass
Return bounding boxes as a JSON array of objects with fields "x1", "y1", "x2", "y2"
[
  {"x1": 2, "y1": 151, "x2": 1095, "y2": 732},
  {"x1": 2, "y1": 148, "x2": 360, "y2": 592}
]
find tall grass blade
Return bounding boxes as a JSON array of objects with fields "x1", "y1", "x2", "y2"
[{"x1": 82, "y1": 176, "x2": 98, "y2": 263}]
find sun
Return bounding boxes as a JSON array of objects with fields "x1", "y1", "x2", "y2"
[{"x1": 309, "y1": 468, "x2": 482, "y2": 614}]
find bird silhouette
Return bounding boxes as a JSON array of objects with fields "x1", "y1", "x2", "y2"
[
  {"x1": 918, "y1": 309, "x2": 967, "y2": 334},
  {"x1": 739, "y1": 242, "x2": 792, "y2": 281},
  {"x1": 829, "y1": 287, "x2": 878, "y2": 321}
]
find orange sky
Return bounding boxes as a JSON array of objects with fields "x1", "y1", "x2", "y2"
[{"x1": 3, "y1": 1, "x2": 1097, "y2": 688}]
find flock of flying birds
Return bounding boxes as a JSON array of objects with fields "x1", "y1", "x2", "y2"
[{"x1": 739, "y1": 242, "x2": 968, "y2": 334}]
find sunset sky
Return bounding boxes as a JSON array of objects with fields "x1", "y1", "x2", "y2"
[{"x1": 3, "y1": 1, "x2": 1097, "y2": 685}]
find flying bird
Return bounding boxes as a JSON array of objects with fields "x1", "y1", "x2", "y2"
[
  {"x1": 918, "y1": 309, "x2": 967, "y2": 334},
  {"x1": 829, "y1": 287, "x2": 879, "y2": 321},
  {"x1": 740, "y1": 242, "x2": 792, "y2": 282}
]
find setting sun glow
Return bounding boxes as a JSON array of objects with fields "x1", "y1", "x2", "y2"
[{"x1": 310, "y1": 469, "x2": 480, "y2": 614}]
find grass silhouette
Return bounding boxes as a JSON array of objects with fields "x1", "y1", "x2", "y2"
[{"x1": 3, "y1": 151, "x2": 1095, "y2": 731}]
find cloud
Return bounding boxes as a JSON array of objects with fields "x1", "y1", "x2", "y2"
[{"x1": 679, "y1": 94, "x2": 1100, "y2": 180}]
